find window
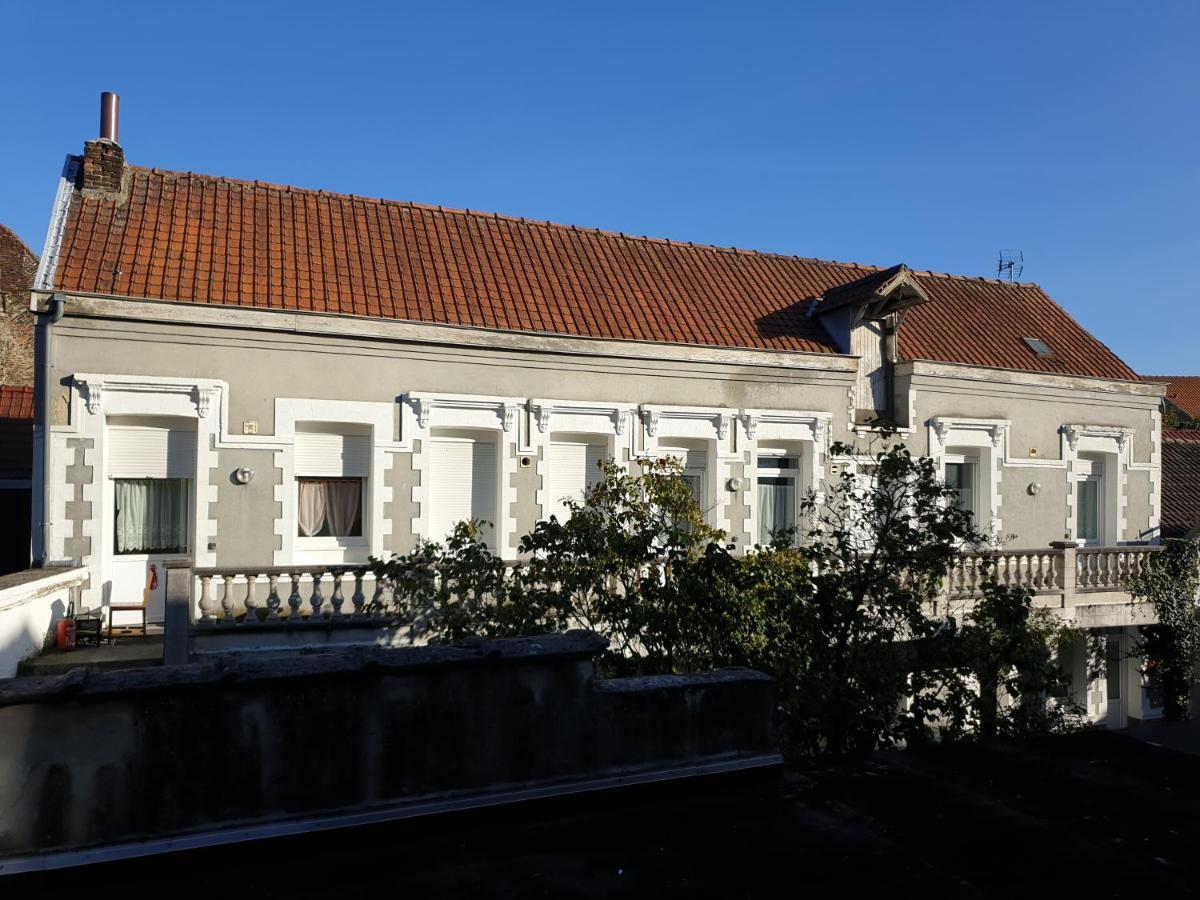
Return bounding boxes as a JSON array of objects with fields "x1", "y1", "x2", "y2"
[
  {"x1": 297, "y1": 478, "x2": 363, "y2": 537},
  {"x1": 661, "y1": 446, "x2": 708, "y2": 513},
  {"x1": 757, "y1": 455, "x2": 799, "y2": 545},
  {"x1": 1075, "y1": 454, "x2": 1105, "y2": 545},
  {"x1": 943, "y1": 455, "x2": 978, "y2": 520},
  {"x1": 429, "y1": 433, "x2": 497, "y2": 544},
  {"x1": 114, "y1": 478, "x2": 189, "y2": 554},
  {"x1": 548, "y1": 439, "x2": 606, "y2": 521},
  {"x1": 294, "y1": 426, "x2": 371, "y2": 545},
  {"x1": 1022, "y1": 337, "x2": 1054, "y2": 358}
]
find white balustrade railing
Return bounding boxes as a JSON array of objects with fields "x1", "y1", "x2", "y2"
[
  {"x1": 1075, "y1": 547, "x2": 1159, "y2": 592},
  {"x1": 946, "y1": 549, "x2": 1063, "y2": 598},
  {"x1": 947, "y1": 545, "x2": 1161, "y2": 603},
  {"x1": 193, "y1": 567, "x2": 386, "y2": 625}
]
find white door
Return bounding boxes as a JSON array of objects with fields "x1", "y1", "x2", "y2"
[
  {"x1": 106, "y1": 424, "x2": 195, "y2": 624},
  {"x1": 429, "y1": 435, "x2": 497, "y2": 545},
  {"x1": 1094, "y1": 634, "x2": 1127, "y2": 729}
]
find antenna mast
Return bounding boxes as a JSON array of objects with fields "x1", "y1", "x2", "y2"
[{"x1": 997, "y1": 250, "x2": 1024, "y2": 282}]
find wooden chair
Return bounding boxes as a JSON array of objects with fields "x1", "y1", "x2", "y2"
[{"x1": 108, "y1": 564, "x2": 154, "y2": 641}]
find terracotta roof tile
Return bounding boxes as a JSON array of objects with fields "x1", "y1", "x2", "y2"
[
  {"x1": 1144, "y1": 376, "x2": 1200, "y2": 420},
  {"x1": 0, "y1": 386, "x2": 33, "y2": 482},
  {"x1": 1162, "y1": 431, "x2": 1200, "y2": 537},
  {"x1": 51, "y1": 164, "x2": 1137, "y2": 380}
]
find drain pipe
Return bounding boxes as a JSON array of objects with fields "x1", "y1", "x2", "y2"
[{"x1": 37, "y1": 294, "x2": 65, "y2": 566}]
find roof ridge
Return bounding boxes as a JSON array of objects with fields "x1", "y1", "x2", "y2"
[
  {"x1": 115, "y1": 163, "x2": 1040, "y2": 289},
  {"x1": 0, "y1": 222, "x2": 38, "y2": 262}
]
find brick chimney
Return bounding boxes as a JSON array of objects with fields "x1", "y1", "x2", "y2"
[{"x1": 77, "y1": 92, "x2": 125, "y2": 198}]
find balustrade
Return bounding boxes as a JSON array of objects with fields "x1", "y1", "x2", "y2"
[
  {"x1": 945, "y1": 549, "x2": 1063, "y2": 599},
  {"x1": 945, "y1": 545, "x2": 1160, "y2": 604},
  {"x1": 191, "y1": 567, "x2": 386, "y2": 626}
]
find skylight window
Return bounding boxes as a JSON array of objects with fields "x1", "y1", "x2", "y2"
[{"x1": 1023, "y1": 337, "x2": 1054, "y2": 358}]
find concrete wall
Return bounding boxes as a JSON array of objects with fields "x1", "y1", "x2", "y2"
[
  {"x1": 0, "y1": 567, "x2": 86, "y2": 678},
  {"x1": 0, "y1": 631, "x2": 778, "y2": 865}
]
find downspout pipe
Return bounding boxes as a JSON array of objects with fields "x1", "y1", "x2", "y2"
[{"x1": 37, "y1": 294, "x2": 64, "y2": 567}]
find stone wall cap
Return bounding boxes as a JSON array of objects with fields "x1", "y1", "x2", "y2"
[
  {"x1": 0, "y1": 629, "x2": 609, "y2": 708},
  {"x1": 593, "y1": 668, "x2": 775, "y2": 693}
]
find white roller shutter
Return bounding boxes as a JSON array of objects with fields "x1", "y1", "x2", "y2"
[
  {"x1": 295, "y1": 432, "x2": 370, "y2": 477},
  {"x1": 430, "y1": 438, "x2": 496, "y2": 541},
  {"x1": 548, "y1": 442, "x2": 605, "y2": 521},
  {"x1": 108, "y1": 426, "x2": 196, "y2": 479}
]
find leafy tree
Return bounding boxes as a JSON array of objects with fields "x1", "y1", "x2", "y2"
[
  {"x1": 925, "y1": 583, "x2": 1085, "y2": 741},
  {"x1": 1125, "y1": 539, "x2": 1200, "y2": 720},
  {"x1": 759, "y1": 435, "x2": 987, "y2": 755},
  {"x1": 370, "y1": 435, "x2": 1082, "y2": 756}
]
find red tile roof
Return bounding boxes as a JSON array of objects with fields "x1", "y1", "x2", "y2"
[
  {"x1": 0, "y1": 385, "x2": 33, "y2": 481},
  {"x1": 51, "y1": 164, "x2": 1138, "y2": 381},
  {"x1": 1162, "y1": 431, "x2": 1200, "y2": 538},
  {"x1": 1144, "y1": 376, "x2": 1200, "y2": 419}
]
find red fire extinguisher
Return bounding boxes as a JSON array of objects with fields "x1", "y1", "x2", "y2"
[{"x1": 56, "y1": 600, "x2": 77, "y2": 652}]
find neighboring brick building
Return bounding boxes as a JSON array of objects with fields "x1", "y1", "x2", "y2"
[
  {"x1": 1161, "y1": 430, "x2": 1200, "y2": 540},
  {"x1": 0, "y1": 224, "x2": 36, "y2": 573},
  {"x1": 0, "y1": 223, "x2": 37, "y2": 387},
  {"x1": 0, "y1": 385, "x2": 33, "y2": 573},
  {"x1": 1143, "y1": 375, "x2": 1200, "y2": 426}
]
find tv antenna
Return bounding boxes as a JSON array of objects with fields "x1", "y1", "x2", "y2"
[{"x1": 997, "y1": 250, "x2": 1023, "y2": 282}]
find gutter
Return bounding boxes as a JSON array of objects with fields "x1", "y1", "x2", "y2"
[
  {"x1": 36, "y1": 296, "x2": 64, "y2": 566},
  {"x1": 32, "y1": 157, "x2": 78, "y2": 567}
]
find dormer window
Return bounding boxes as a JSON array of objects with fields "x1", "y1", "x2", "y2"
[{"x1": 812, "y1": 264, "x2": 930, "y2": 426}]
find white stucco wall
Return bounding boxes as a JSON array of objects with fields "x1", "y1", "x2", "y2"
[{"x1": 0, "y1": 567, "x2": 87, "y2": 678}]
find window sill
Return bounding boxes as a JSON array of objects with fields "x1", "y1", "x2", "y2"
[{"x1": 295, "y1": 537, "x2": 367, "y2": 550}]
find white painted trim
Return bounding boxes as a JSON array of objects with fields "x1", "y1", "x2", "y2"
[
  {"x1": 928, "y1": 417, "x2": 1008, "y2": 540},
  {"x1": 32, "y1": 156, "x2": 79, "y2": 294},
  {"x1": 402, "y1": 392, "x2": 522, "y2": 553},
  {"x1": 741, "y1": 412, "x2": 831, "y2": 549},
  {"x1": 67, "y1": 375, "x2": 221, "y2": 612},
  {"x1": 529, "y1": 399, "x2": 634, "y2": 522},
  {"x1": 271, "y1": 399, "x2": 400, "y2": 566},
  {"x1": 900, "y1": 359, "x2": 1162, "y2": 397},
  {"x1": 1060, "y1": 425, "x2": 1132, "y2": 545}
]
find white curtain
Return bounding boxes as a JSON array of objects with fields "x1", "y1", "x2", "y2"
[
  {"x1": 115, "y1": 479, "x2": 188, "y2": 553},
  {"x1": 298, "y1": 479, "x2": 361, "y2": 537},
  {"x1": 298, "y1": 480, "x2": 328, "y2": 537},
  {"x1": 757, "y1": 477, "x2": 794, "y2": 545}
]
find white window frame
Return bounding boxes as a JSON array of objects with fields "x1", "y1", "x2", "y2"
[
  {"x1": 405, "y1": 392, "x2": 523, "y2": 556},
  {"x1": 546, "y1": 434, "x2": 611, "y2": 522},
  {"x1": 426, "y1": 428, "x2": 502, "y2": 549},
  {"x1": 1062, "y1": 425, "x2": 1131, "y2": 547},
  {"x1": 529, "y1": 399, "x2": 635, "y2": 526},
  {"x1": 942, "y1": 450, "x2": 981, "y2": 523},
  {"x1": 273, "y1": 399, "x2": 398, "y2": 567},
  {"x1": 754, "y1": 449, "x2": 802, "y2": 546},
  {"x1": 657, "y1": 440, "x2": 714, "y2": 522},
  {"x1": 1074, "y1": 454, "x2": 1105, "y2": 547},
  {"x1": 292, "y1": 426, "x2": 371, "y2": 556},
  {"x1": 929, "y1": 417, "x2": 1007, "y2": 541}
]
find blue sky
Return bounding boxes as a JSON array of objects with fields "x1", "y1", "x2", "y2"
[{"x1": 2, "y1": 1, "x2": 1196, "y2": 373}]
